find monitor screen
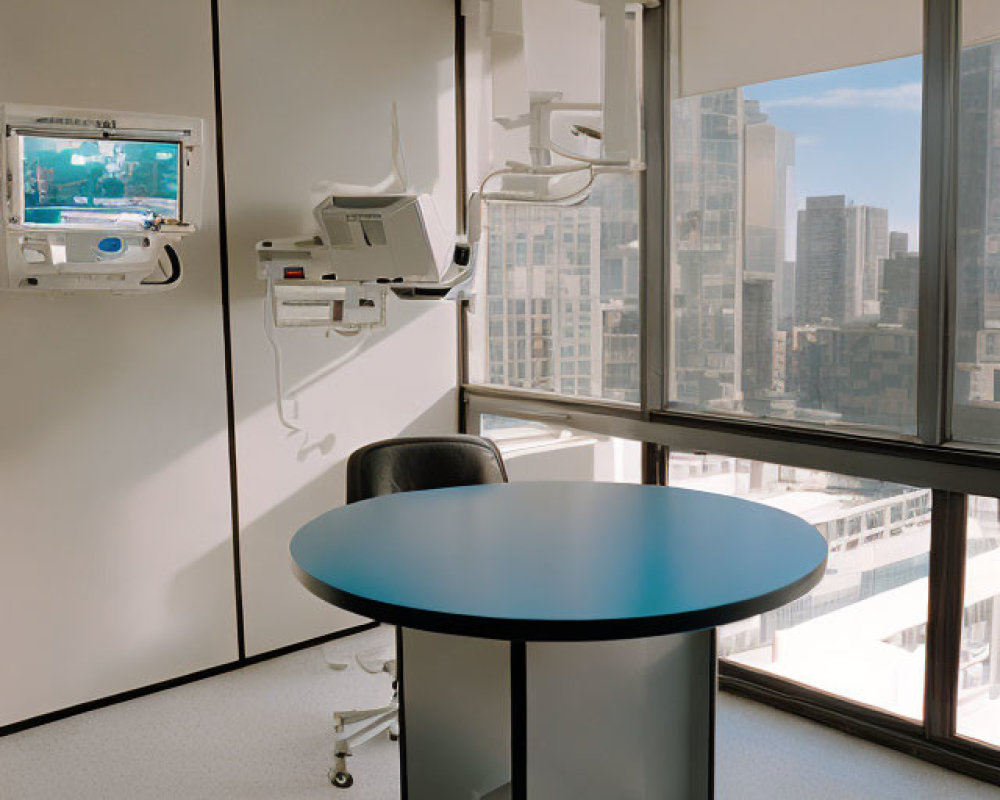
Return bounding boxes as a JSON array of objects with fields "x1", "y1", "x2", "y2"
[{"x1": 20, "y1": 135, "x2": 181, "y2": 228}]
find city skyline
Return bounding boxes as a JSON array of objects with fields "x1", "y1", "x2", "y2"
[{"x1": 748, "y1": 55, "x2": 923, "y2": 251}]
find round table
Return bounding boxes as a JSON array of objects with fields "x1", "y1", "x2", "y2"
[{"x1": 292, "y1": 482, "x2": 827, "y2": 800}]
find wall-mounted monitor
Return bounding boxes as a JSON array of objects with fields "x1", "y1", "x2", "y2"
[
  {"x1": 1, "y1": 104, "x2": 204, "y2": 293},
  {"x1": 19, "y1": 135, "x2": 182, "y2": 229}
]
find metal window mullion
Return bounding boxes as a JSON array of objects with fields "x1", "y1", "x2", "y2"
[
  {"x1": 641, "y1": 442, "x2": 668, "y2": 485},
  {"x1": 641, "y1": 2, "x2": 667, "y2": 415},
  {"x1": 924, "y1": 489, "x2": 968, "y2": 740},
  {"x1": 463, "y1": 385, "x2": 1000, "y2": 498},
  {"x1": 455, "y1": 0, "x2": 470, "y2": 431},
  {"x1": 917, "y1": 0, "x2": 961, "y2": 445}
]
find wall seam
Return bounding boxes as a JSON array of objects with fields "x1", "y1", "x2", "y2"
[{"x1": 209, "y1": 0, "x2": 246, "y2": 660}]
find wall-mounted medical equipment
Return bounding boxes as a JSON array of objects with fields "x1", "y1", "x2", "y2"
[
  {"x1": 257, "y1": 192, "x2": 477, "y2": 332},
  {"x1": 0, "y1": 104, "x2": 203, "y2": 293},
  {"x1": 255, "y1": 104, "x2": 479, "y2": 434}
]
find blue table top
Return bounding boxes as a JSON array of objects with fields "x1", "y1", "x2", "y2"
[{"x1": 291, "y1": 482, "x2": 828, "y2": 641}]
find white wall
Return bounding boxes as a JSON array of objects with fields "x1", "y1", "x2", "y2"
[
  {"x1": 0, "y1": 0, "x2": 237, "y2": 725},
  {"x1": 218, "y1": 0, "x2": 459, "y2": 656},
  {"x1": 0, "y1": 0, "x2": 460, "y2": 726}
]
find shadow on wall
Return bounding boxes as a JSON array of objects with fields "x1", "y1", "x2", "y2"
[
  {"x1": 175, "y1": 390, "x2": 459, "y2": 628},
  {"x1": 91, "y1": 529, "x2": 239, "y2": 694},
  {"x1": 217, "y1": 0, "x2": 458, "y2": 437},
  {"x1": 249, "y1": 296, "x2": 454, "y2": 454}
]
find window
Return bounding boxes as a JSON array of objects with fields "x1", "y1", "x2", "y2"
[
  {"x1": 465, "y1": 0, "x2": 643, "y2": 404},
  {"x1": 474, "y1": 175, "x2": 641, "y2": 403},
  {"x1": 463, "y1": 0, "x2": 1000, "y2": 783},
  {"x1": 670, "y1": 58, "x2": 922, "y2": 433},
  {"x1": 480, "y1": 415, "x2": 640, "y2": 484},
  {"x1": 670, "y1": 451, "x2": 930, "y2": 719},
  {"x1": 958, "y1": 495, "x2": 1000, "y2": 745}
]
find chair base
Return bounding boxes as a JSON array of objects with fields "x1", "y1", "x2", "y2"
[{"x1": 330, "y1": 696, "x2": 399, "y2": 789}]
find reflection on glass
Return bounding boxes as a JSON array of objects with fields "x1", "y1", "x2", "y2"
[
  {"x1": 21, "y1": 135, "x2": 181, "y2": 227},
  {"x1": 480, "y1": 414, "x2": 640, "y2": 483},
  {"x1": 670, "y1": 452, "x2": 929, "y2": 719},
  {"x1": 670, "y1": 58, "x2": 922, "y2": 434},
  {"x1": 478, "y1": 174, "x2": 642, "y2": 403},
  {"x1": 953, "y1": 37, "x2": 1000, "y2": 442},
  {"x1": 957, "y1": 496, "x2": 1000, "y2": 745}
]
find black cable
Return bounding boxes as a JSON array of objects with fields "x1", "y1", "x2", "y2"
[{"x1": 141, "y1": 243, "x2": 183, "y2": 286}]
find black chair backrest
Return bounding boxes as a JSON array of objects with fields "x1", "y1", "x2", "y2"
[{"x1": 345, "y1": 435, "x2": 509, "y2": 505}]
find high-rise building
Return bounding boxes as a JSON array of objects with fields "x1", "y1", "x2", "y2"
[
  {"x1": 483, "y1": 174, "x2": 641, "y2": 402},
  {"x1": 671, "y1": 92, "x2": 795, "y2": 412},
  {"x1": 744, "y1": 104, "x2": 796, "y2": 323},
  {"x1": 795, "y1": 195, "x2": 888, "y2": 327},
  {"x1": 777, "y1": 259, "x2": 796, "y2": 330},
  {"x1": 880, "y1": 251, "x2": 919, "y2": 328},
  {"x1": 485, "y1": 201, "x2": 601, "y2": 396},
  {"x1": 955, "y1": 40, "x2": 1000, "y2": 406},
  {"x1": 671, "y1": 89, "x2": 745, "y2": 409},
  {"x1": 889, "y1": 230, "x2": 909, "y2": 257},
  {"x1": 860, "y1": 206, "x2": 889, "y2": 317},
  {"x1": 791, "y1": 321, "x2": 917, "y2": 431},
  {"x1": 742, "y1": 274, "x2": 775, "y2": 413},
  {"x1": 594, "y1": 175, "x2": 641, "y2": 403}
]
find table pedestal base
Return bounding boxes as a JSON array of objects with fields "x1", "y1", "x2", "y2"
[{"x1": 397, "y1": 627, "x2": 716, "y2": 800}]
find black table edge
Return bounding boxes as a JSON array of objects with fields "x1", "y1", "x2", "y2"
[{"x1": 291, "y1": 553, "x2": 828, "y2": 643}]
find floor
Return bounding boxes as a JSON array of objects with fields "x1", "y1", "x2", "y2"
[{"x1": 1, "y1": 626, "x2": 999, "y2": 800}]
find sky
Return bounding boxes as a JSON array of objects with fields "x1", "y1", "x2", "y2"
[{"x1": 746, "y1": 56, "x2": 924, "y2": 252}]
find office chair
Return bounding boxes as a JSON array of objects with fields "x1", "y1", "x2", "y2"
[{"x1": 328, "y1": 434, "x2": 509, "y2": 789}]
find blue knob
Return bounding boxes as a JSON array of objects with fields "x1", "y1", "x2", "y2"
[{"x1": 97, "y1": 237, "x2": 124, "y2": 254}]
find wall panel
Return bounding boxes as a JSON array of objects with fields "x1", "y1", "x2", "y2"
[
  {"x1": 0, "y1": 0, "x2": 237, "y2": 726},
  {"x1": 218, "y1": 0, "x2": 459, "y2": 655}
]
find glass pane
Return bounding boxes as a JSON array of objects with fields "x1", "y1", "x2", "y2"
[
  {"x1": 670, "y1": 56, "x2": 922, "y2": 434},
  {"x1": 670, "y1": 452, "x2": 930, "y2": 719},
  {"x1": 953, "y1": 33, "x2": 1000, "y2": 443},
  {"x1": 466, "y1": 0, "x2": 644, "y2": 405},
  {"x1": 471, "y1": 174, "x2": 642, "y2": 402},
  {"x1": 480, "y1": 414, "x2": 641, "y2": 483},
  {"x1": 957, "y1": 495, "x2": 1000, "y2": 745},
  {"x1": 21, "y1": 135, "x2": 181, "y2": 226}
]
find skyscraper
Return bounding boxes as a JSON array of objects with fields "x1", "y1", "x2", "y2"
[
  {"x1": 859, "y1": 206, "x2": 889, "y2": 317},
  {"x1": 743, "y1": 104, "x2": 795, "y2": 404},
  {"x1": 955, "y1": 40, "x2": 1000, "y2": 406},
  {"x1": 795, "y1": 195, "x2": 888, "y2": 327},
  {"x1": 670, "y1": 92, "x2": 795, "y2": 412},
  {"x1": 485, "y1": 201, "x2": 601, "y2": 396},
  {"x1": 889, "y1": 230, "x2": 909, "y2": 257},
  {"x1": 483, "y1": 174, "x2": 641, "y2": 402},
  {"x1": 671, "y1": 89, "x2": 744, "y2": 408},
  {"x1": 742, "y1": 274, "x2": 775, "y2": 413},
  {"x1": 594, "y1": 175, "x2": 641, "y2": 403},
  {"x1": 880, "y1": 251, "x2": 919, "y2": 328},
  {"x1": 744, "y1": 103, "x2": 796, "y2": 323},
  {"x1": 791, "y1": 322, "x2": 916, "y2": 431},
  {"x1": 777, "y1": 259, "x2": 796, "y2": 330}
]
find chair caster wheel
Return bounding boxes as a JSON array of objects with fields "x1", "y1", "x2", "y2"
[{"x1": 329, "y1": 769, "x2": 354, "y2": 788}]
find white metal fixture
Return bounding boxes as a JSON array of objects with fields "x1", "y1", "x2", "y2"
[
  {"x1": 254, "y1": 104, "x2": 480, "y2": 433},
  {"x1": 256, "y1": 191, "x2": 477, "y2": 331}
]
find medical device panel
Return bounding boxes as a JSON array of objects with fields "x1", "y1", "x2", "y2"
[{"x1": 1, "y1": 104, "x2": 204, "y2": 293}]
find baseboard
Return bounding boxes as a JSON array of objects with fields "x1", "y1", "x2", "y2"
[{"x1": 0, "y1": 621, "x2": 379, "y2": 738}]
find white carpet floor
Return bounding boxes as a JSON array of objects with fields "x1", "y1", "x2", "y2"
[{"x1": 1, "y1": 625, "x2": 998, "y2": 800}]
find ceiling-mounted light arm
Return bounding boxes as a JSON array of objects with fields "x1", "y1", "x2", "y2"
[{"x1": 576, "y1": 0, "x2": 658, "y2": 164}]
